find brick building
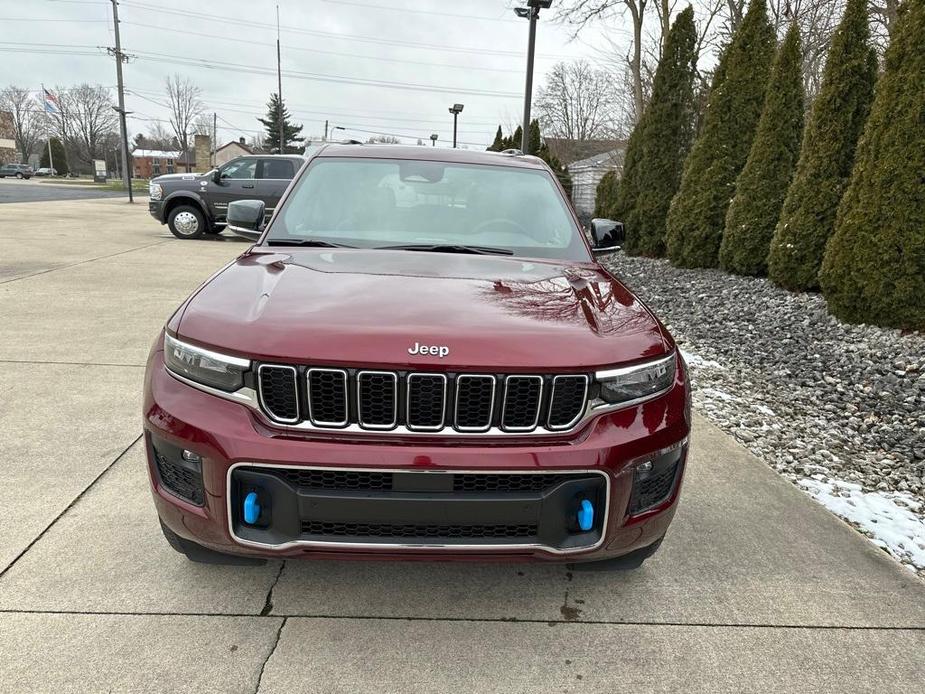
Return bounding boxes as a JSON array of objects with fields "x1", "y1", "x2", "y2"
[
  {"x1": 132, "y1": 149, "x2": 182, "y2": 179},
  {"x1": 0, "y1": 111, "x2": 18, "y2": 164}
]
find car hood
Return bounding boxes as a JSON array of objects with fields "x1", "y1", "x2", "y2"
[{"x1": 176, "y1": 249, "x2": 669, "y2": 370}]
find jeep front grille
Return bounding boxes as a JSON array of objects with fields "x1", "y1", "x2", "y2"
[{"x1": 257, "y1": 364, "x2": 592, "y2": 434}]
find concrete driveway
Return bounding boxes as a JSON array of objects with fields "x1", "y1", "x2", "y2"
[{"x1": 0, "y1": 198, "x2": 922, "y2": 693}]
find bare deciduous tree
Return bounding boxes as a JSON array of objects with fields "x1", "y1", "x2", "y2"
[
  {"x1": 63, "y1": 84, "x2": 118, "y2": 168},
  {"x1": 536, "y1": 60, "x2": 621, "y2": 139},
  {"x1": 165, "y1": 74, "x2": 204, "y2": 172},
  {"x1": 0, "y1": 85, "x2": 44, "y2": 163}
]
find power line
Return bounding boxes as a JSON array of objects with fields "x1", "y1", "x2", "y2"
[
  {"x1": 118, "y1": 20, "x2": 527, "y2": 75},
  {"x1": 319, "y1": 0, "x2": 519, "y2": 23}
]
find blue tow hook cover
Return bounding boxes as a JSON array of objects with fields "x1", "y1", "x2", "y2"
[
  {"x1": 243, "y1": 491, "x2": 261, "y2": 525},
  {"x1": 577, "y1": 499, "x2": 594, "y2": 531}
]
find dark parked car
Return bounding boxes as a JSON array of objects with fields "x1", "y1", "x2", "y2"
[
  {"x1": 0, "y1": 163, "x2": 34, "y2": 179},
  {"x1": 144, "y1": 144, "x2": 690, "y2": 568},
  {"x1": 147, "y1": 155, "x2": 304, "y2": 239}
]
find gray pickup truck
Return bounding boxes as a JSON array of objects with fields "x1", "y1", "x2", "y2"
[{"x1": 148, "y1": 154, "x2": 304, "y2": 239}]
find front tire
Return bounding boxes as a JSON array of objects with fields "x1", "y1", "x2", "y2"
[{"x1": 167, "y1": 204, "x2": 206, "y2": 240}]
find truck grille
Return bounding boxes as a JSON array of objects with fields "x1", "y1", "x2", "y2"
[
  {"x1": 301, "y1": 521, "x2": 538, "y2": 540},
  {"x1": 257, "y1": 364, "x2": 591, "y2": 434}
]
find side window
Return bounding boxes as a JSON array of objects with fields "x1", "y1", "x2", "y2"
[
  {"x1": 220, "y1": 158, "x2": 257, "y2": 180},
  {"x1": 259, "y1": 159, "x2": 295, "y2": 180}
]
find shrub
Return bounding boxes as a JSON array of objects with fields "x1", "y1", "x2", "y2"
[
  {"x1": 819, "y1": 0, "x2": 925, "y2": 330},
  {"x1": 767, "y1": 0, "x2": 877, "y2": 290},
  {"x1": 594, "y1": 169, "x2": 619, "y2": 217},
  {"x1": 665, "y1": 0, "x2": 775, "y2": 268},
  {"x1": 720, "y1": 23, "x2": 804, "y2": 276}
]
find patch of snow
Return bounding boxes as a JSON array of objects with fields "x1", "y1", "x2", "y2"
[
  {"x1": 798, "y1": 478, "x2": 925, "y2": 571},
  {"x1": 753, "y1": 404, "x2": 776, "y2": 416},
  {"x1": 680, "y1": 348, "x2": 724, "y2": 369}
]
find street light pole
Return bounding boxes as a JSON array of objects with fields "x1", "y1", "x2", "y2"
[
  {"x1": 276, "y1": 5, "x2": 284, "y2": 154},
  {"x1": 448, "y1": 103, "x2": 464, "y2": 148},
  {"x1": 515, "y1": 1, "x2": 551, "y2": 155},
  {"x1": 430, "y1": 133, "x2": 438, "y2": 147}
]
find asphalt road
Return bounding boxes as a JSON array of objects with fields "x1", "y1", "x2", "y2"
[
  {"x1": 0, "y1": 177, "x2": 132, "y2": 203},
  {"x1": 0, "y1": 198, "x2": 922, "y2": 693}
]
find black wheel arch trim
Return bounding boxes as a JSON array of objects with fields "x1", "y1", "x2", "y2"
[{"x1": 163, "y1": 191, "x2": 213, "y2": 223}]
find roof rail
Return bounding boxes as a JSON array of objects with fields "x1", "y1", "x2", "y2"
[{"x1": 500, "y1": 148, "x2": 524, "y2": 156}]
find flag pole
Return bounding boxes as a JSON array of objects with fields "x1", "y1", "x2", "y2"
[{"x1": 42, "y1": 84, "x2": 55, "y2": 175}]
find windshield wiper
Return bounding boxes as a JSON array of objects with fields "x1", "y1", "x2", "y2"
[
  {"x1": 378, "y1": 243, "x2": 514, "y2": 256},
  {"x1": 265, "y1": 238, "x2": 355, "y2": 248}
]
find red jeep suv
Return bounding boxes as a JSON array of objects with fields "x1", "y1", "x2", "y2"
[{"x1": 143, "y1": 145, "x2": 690, "y2": 568}]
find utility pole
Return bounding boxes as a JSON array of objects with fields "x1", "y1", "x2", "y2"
[
  {"x1": 276, "y1": 4, "x2": 284, "y2": 154},
  {"x1": 108, "y1": 0, "x2": 133, "y2": 202},
  {"x1": 324, "y1": 119, "x2": 328, "y2": 141},
  {"x1": 41, "y1": 84, "x2": 55, "y2": 174},
  {"x1": 212, "y1": 112, "x2": 217, "y2": 167}
]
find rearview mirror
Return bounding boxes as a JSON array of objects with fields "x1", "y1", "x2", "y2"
[
  {"x1": 590, "y1": 218, "x2": 624, "y2": 255},
  {"x1": 227, "y1": 199, "x2": 266, "y2": 241}
]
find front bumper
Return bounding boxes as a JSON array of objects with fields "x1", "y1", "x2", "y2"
[
  {"x1": 148, "y1": 200, "x2": 165, "y2": 223},
  {"x1": 144, "y1": 347, "x2": 690, "y2": 563}
]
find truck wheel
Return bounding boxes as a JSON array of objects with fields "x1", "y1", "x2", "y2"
[
  {"x1": 15, "y1": 172, "x2": 23, "y2": 179},
  {"x1": 159, "y1": 520, "x2": 266, "y2": 565},
  {"x1": 167, "y1": 205, "x2": 206, "y2": 239}
]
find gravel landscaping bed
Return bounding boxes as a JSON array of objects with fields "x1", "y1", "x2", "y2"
[{"x1": 606, "y1": 252, "x2": 925, "y2": 576}]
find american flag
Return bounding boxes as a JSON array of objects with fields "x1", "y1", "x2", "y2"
[{"x1": 43, "y1": 88, "x2": 60, "y2": 114}]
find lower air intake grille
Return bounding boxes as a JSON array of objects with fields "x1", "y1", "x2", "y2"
[
  {"x1": 153, "y1": 448, "x2": 204, "y2": 506},
  {"x1": 628, "y1": 460, "x2": 680, "y2": 514},
  {"x1": 275, "y1": 469, "x2": 393, "y2": 491},
  {"x1": 453, "y1": 472, "x2": 590, "y2": 493},
  {"x1": 258, "y1": 365, "x2": 299, "y2": 422},
  {"x1": 301, "y1": 520, "x2": 538, "y2": 540}
]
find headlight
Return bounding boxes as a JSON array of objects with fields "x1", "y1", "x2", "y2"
[
  {"x1": 163, "y1": 333, "x2": 250, "y2": 392},
  {"x1": 596, "y1": 352, "x2": 676, "y2": 405},
  {"x1": 149, "y1": 182, "x2": 163, "y2": 200}
]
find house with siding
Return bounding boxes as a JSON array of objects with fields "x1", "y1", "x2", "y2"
[{"x1": 567, "y1": 149, "x2": 625, "y2": 218}]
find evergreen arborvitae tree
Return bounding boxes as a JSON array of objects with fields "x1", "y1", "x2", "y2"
[
  {"x1": 820, "y1": 0, "x2": 925, "y2": 330},
  {"x1": 610, "y1": 123, "x2": 644, "y2": 224},
  {"x1": 594, "y1": 170, "x2": 619, "y2": 217},
  {"x1": 487, "y1": 126, "x2": 504, "y2": 151},
  {"x1": 624, "y1": 6, "x2": 698, "y2": 257},
  {"x1": 39, "y1": 137, "x2": 68, "y2": 175},
  {"x1": 768, "y1": 0, "x2": 877, "y2": 290},
  {"x1": 720, "y1": 22, "x2": 804, "y2": 276},
  {"x1": 665, "y1": 0, "x2": 775, "y2": 268},
  {"x1": 527, "y1": 119, "x2": 543, "y2": 155},
  {"x1": 257, "y1": 93, "x2": 304, "y2": 153}
]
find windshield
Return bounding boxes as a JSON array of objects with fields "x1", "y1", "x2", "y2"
[{"x1": 267, "y1": 157, "x2": 590, "y2": 261}]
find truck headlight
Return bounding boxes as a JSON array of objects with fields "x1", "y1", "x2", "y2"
[
  {"x1": 164, "y1": 333, "x2": 250, "y2": 392},
  {"x1": 149, "y1": 182, "x2": 163, "y2": 200},
  {"x1": 596, "y1": 352, "x2": 676, "y2": 405}
]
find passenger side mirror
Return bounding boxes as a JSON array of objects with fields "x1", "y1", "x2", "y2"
[
  {"x1": 227, "y1": 199, "x2": 266, "y2": 241},
  {"x1": 590, "y1": 218, "x2": 624, "y2": 255},
  {"x1": 211, "y1": 168, "x2": 222, "y2": 184}
]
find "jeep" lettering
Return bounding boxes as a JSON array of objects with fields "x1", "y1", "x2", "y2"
[{"x1": 408, "y1": 342, "x2": 449, "y2": 358}]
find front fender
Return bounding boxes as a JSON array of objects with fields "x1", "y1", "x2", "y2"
[{"x1": 162, "y1": 190, "x2": 212, "y2": 222}]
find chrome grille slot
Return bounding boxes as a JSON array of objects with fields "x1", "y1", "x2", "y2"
[
  {"x1": 454, "y1": 375, "x2": 496, "y2": 432},
  {"x1": 501, "y1": 375, "x2": 544, "y2": 431},
  {"x1": 307, "y1": 368, "x2": 348, "y2": 426},
  {"x1": 547, "y1": 375, "x2": 589, "y2": 430},
  {"x1": 406, "y1": 373, "x2": 447, "y2": 431},
  {"x1": 257, "y1": 365, "x2": 299, "y2": 423},
  {"x1": 357, "y1": 371, "x2": 398, "y2": 429}
]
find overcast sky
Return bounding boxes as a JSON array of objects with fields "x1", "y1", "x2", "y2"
[{"x1": 2, "y1": 0, "x2": 635, "y2": 148}]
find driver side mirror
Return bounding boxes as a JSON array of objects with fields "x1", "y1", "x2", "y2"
[
  {"x1": 590, "y1": 218, "x2": 624, "y2": 255},
  {"x1": 227, "y1": 199, "x2": 266, "y2": 241}
]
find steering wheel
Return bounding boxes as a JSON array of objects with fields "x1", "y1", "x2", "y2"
[{"x1": 471, "y1": 218, "x2": 529, "y2": 237}]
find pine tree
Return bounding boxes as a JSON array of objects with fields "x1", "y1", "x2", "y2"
[
  {"x1": 720, "y1": 23, "x2": 804, "y2": 276},
  {"x1": 39, "y1": 137, "x2": 68, "y2": 175},
  {"x1": 665, "y1": 0, "x2": 775, "y2": 268},
  {"x1": 527, "y1": 119, "x2": 542, "y2": 155},
  {"x1": 768, "y1": 0, "x2": 877, "y2": 290},
  {"x1": 487, "y1": 126, "x2": 504, "y2": 151},
  {"x1": 624, "y1": 6, "x2": 698, "y2": 257},
  {"x1": 257, "y1": 93, "x2": 304, "y2": 154},
  {"x1": 820, "y1": 0, "x2": 925, "y2": 330}
]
